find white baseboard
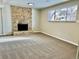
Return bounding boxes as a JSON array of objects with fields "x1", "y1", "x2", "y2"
[
  {"x1": 32, "y1": 31, "x2": 41, "y2": 33},
  {"x1": 41, "y1": 31, "x2": 78, "y2": 46}
]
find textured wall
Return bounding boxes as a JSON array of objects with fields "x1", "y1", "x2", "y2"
[{"x1": 11, "y1": 6, "x2": 32, "y2": 31}]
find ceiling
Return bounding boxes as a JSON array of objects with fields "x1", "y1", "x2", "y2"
[{"x1": 2, "y1": 0, "x2": 69, "y2": 9}]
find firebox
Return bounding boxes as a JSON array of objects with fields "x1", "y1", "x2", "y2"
[{"x1": 18, "y1": 24, "x2": 28, "y2": 31}]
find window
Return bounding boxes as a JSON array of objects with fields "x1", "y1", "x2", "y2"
[{"x1": 48, "y1": 5, "x2": 78, "y2": 22}]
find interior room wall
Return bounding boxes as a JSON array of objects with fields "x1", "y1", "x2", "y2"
[
  {"x1": 0, "y1": 0, "x2": 12, "y2": 35},
  {"x1": 2, "y1": 4, "x2": 12, "y2": 35},
  {"x1": 40, "y1": 0, "x2": 79, "y2": 45},
  {"x1": 0, "y1": 0, "x2": 2, "y2": 4},
  {"x1": 32, "y1": 9, "x2": 40, "y2": 32},
  {"x1": 0, "y1": 8, "x2": 2, "y2": 35}
]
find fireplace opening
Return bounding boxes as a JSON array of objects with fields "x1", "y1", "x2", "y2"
[{"x1": 18, "y1": 24, "x2": 28, "y2": 31}]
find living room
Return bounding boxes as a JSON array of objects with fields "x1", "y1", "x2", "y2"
[{"x1": 0, "y1": 0, "x2": 79, "y2": 59}]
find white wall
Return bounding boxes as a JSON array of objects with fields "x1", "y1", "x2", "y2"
[
  {"x1": 2, "y1": 4, "x2": 12, "y2": 35},
  {"x1": 0, "y1": 8, "x2": 2, "y2": 35},
  {"x1": 32, "y1": 9, "x2": 40, "y2": 32},
  {"x1": 0, "y1": 0, "x2": 12, "y2": 35},
  {"x1": 40, "y1": 0, "x2": 79, "y2": 45}
]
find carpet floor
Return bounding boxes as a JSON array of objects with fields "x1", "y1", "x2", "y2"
[{"x1": 0, "y1": 33, "x2": 77, "y2": 59}]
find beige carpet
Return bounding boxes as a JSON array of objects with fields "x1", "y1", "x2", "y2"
[{"x1": 0, "y1": 33, "x2": 77, "y2": 59}]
